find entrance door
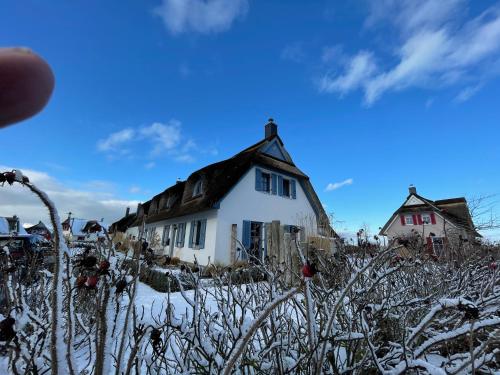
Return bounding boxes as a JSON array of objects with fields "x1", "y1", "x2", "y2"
[
  {"x1": 249, "y1": 222, "x2": 263, "y2": 260},
  {"x1": 169, "y1": 225, "x2": 177, "y2": 257}
]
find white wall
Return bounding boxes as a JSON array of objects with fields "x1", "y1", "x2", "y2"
[
  {"x1": 141, "y1": 210, "x2": 218, "y2": 265},
  {"x1": 215, "y1": 166, "x2": 318, "y2": 264}
]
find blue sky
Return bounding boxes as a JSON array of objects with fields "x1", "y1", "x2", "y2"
[{"x1": 1, "y1": 0, "x2": 500, "y2": 239}]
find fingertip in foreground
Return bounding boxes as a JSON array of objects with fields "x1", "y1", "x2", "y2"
[{"x1": 0, "y1": 48, "x2": 55, "y2": 129}]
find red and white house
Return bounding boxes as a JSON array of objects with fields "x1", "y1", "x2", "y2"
[{"x1": 379, "y1": 186, "x2": 481, "y2": 255}]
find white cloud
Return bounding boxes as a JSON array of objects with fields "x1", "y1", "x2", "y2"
[
  {"x1": 319, "y1": 51, "x2": 377, "y2": 94},
  {"x1": 97, "y1": 120, "x2": 200, "y2": 164},
  {"x1": 320, "y1": 1, "x2": 500, "y2": 105},
  {"x1": 140, "y1": 121, "x2": 182, "y2": 156},
  {"x1": 154, "y1": 0, "x2": 249, "y2": 35},
  {"x1": 97, "y1": 128, "x2": 135, "y2": 152},
  {"x1": 455, "y1": 84, "x2": 482, "y2": 102},
  {"x1": 0, "y1": 166, "x2": 139, "y2": 228},
  {"x1": 325, "y1": 178, "x2": 353, "y2": 192}
]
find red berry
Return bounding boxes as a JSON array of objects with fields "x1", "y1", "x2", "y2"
[
  {"x1": 86, "y1": 275, "x2": 99, "y2": 289},
  {"x1": 99, "y1": 260, "x2": 110, "y2": 271},
  {"x1": 302, "y1": 264, "x2": 314, "y2": 278},
  {"x1": 489, "y1": 262, "x2": 497, "y2": 270}
]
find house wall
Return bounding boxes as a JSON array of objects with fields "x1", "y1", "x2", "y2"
[
  {"x1": 215, "y1": 166, "x2": 318, "y2": 264},
  {"x1": 384, "y1": 212, "x2": 469, "y2": 240},
  {"x1": 128, "y1": 210, "x2": 218, "y2": 265}
]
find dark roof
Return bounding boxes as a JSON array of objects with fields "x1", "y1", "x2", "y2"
[
  {"x1": 119, "y1": 132, "x2": 333, "y2": 235},
  {"x1": 380, "y1": 192, "x2": 480, "y2": 237},
  {"x1": 109, "y1": 213, "x2": 137, "y2": 233},
  {"x1": 25, "y1": 221, "x2": 49, "y2": 232}
]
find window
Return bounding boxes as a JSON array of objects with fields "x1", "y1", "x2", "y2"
[
  {"x1": 166, "y1": 196, "x2": 174, "y2": 208},
  {"x1": 175, "y1": 223, "x2": 186, "y2": 247},
  {"x1": 261, "y1": 172, "x2": 271, "y2": 193},
  {"x1": 405, "y1": 215, "x2": 414, "y2": 225},
  {"x1": 250, "y1": 222, "x2": 262, "y2": 258},
  {"x1": 421, "y1": 213, "x2": 431, "y2": 225},
  {"x1": 162, "y1": 225, "x2": 170, "y2": 246},
  {"x1": 193, "y1": 180, "x2": 203, "y2": 197},
  {"x1": 189, "y1": 220, "x2": 206, "y2": 249},
  {"x1": 148, "y1": 227, "x2": 156, "y2": 242},
  {"x1": 282, "y1": 178, "x2": 291, "y2": 197}
]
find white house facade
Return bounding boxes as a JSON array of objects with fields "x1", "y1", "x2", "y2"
[{"x1": 119, "y1": 119, "x2": 333, "y2": 265}]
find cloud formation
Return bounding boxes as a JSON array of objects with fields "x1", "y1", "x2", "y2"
[
  {"x1": 97, "y1": 120, "x2": 203, "y2": 164},
  {"x1": 154, "y1": 0, "x2": 249, "y2": 35},
  {"x1": 319, "y1": 0, "x2": 500, "y2": 104},
  {"x1": 325, "y1": 178, "x2": 353, "y2": 192},
  {"x1": 0, "y1": 166, "x2": 139, "y2": 228}
]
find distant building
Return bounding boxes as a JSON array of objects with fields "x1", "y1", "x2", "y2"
[
  {"x1": 24, "y1": 221, "x2": 52, "y2": 241},
  {"x1": 0, "y1": 215, "x2": 28, "y2": 236},
  {"x1": 109, "y1": 207, "x2": 136, "y2": 235},
  {"x1": 379, "y1": 186, "x2": 481, "y2": 255},
  {"x1": 62, "y1": 216, "x2": 107, "y2": 242},
  {"x1": 113, "y1": 119, "x2": 335, "y2": 265}
]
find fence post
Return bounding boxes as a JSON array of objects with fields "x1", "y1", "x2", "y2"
[{"x1": 230, "y1": 224, "x2": 237, "y2": 264}]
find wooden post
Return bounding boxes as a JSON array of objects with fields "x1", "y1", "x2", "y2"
[
  {"x1": 230, "y1": 224, "x2": 237, "y2": 264},
  {"x1": 270, "y1": 220, "x2": 281, "y2": 262},
  {"x1": 283, "y1": 232, "x2": 292, "y2": 285},
  {"x1": 265, "y1": 223, "x2": 272, "y2": 265}
]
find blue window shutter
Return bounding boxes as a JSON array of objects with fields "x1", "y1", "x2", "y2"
[
  {"x1": 255, "y1": 168, "x2": 262, "y2": 191},
  {"x1": 278, "y1": 176, "x2": 283, "y2": 196},
  {"x1": 271, "y1": 174, "x2": 277, "y2": 195},
  {"x1": 242, "y1": 220, "x2": 251, "y2": 259},
  {"x1": 291, "y1": 180, "x2": 296, "y2": 199},
  {"x1": 199, "y1": 219, "x2": 207, "y2": 249},
  {"x1": 189, "y1": 221, "x2": 195, "y2": 248}
]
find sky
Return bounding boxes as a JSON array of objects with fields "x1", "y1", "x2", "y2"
[{"x1": 1, "y1": 0, "x2": 500, "y2": 240}]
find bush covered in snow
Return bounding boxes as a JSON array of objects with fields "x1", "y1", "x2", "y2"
[{"x1": 1, "y1": 169, "x2": 499, "y2": 374}]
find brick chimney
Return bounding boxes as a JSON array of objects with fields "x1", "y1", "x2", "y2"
[
  {"x1": 265, "y1": 118, "x2": 278, "y2": 138},
  {"x1": 409, "y1": 185, "x2": 417, "y2": 195}
]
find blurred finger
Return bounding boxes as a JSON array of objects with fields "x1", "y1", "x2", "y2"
[{"x1": 0, "y1": 48, "x2": 55, "y2": 129}]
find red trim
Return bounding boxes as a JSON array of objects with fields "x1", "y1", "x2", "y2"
[
  {"x1": 417, "y1": 214, "x2": 423, "y2": 225},
  {"x1": 400, "y1": 215, "x2": 406, "y2": 226},
  {"x1": 430, "y1": 212, "x2": 436, "y2": 224},
  {"x1": 412, "y1": 214, "x2": 418, "y2": 225}
]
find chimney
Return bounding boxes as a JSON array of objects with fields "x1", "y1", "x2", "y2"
[
  {"x1": 409, "y1": 185, "x2": 417, "y2": 195},
  {"x1": 125, "y1": 207, "x2": 130, "y2": 216},
  {"x1": 265, "y1": 118, "x2": 278, "y2": 138}
]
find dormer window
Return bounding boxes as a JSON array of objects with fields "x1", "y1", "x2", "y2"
[
  {"x1": 166, "y1": 196, "x2": 173, "y2": 208},
  {"x1": 193, "y1": 180, "x2": 203, "y2": 197}
]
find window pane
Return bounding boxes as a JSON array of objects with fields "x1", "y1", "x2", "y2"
[
  {"x1": 262, "y1": 173, "x2": 271, "y2": 192},
  {"x1": 283, "y1": 179, "x2": 290, "y2": 197}
]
